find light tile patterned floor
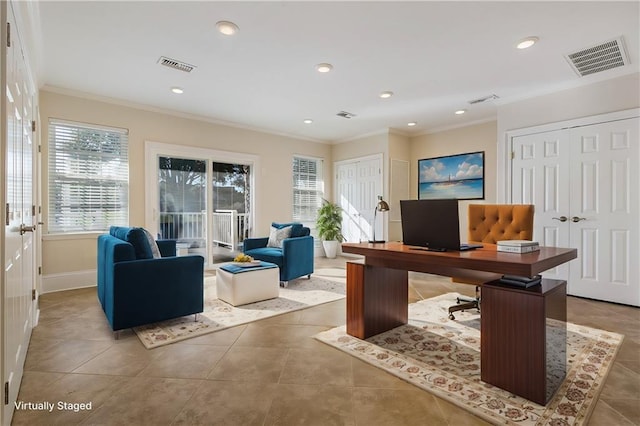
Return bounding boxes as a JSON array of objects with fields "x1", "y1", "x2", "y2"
[{"x1": 12, "y1": 257, "x2": 640, "y2": 425}]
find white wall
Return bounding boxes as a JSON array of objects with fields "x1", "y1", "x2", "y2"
[
  {"x1": 498, "y1": 73, "x2": 639, "y2": 133},
  {"x1": 496, "y1": 72, "x2": 640, "y2": 201},
  {"x1": 39, "y1": 90, "x2": 332, "y2": 281}
]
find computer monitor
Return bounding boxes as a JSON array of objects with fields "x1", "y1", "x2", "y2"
[{"x1": 400, "y1": 199, "x2": 475, "y2": 251}]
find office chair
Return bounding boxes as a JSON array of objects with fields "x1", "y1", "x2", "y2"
[{"x1": 448, "y1": 204, "x2": 535, "y2": 319}]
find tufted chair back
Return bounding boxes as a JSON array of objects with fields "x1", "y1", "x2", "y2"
[{"x1": 468, "y1": 204, "x2": 534, "y2": 244}]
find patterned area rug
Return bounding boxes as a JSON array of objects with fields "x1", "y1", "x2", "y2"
[
  {"x1": 135, "y1": 274, "x2": 345, "y2": 349},
  {"x1": 315, "y1": 293, "x2": 623, "y2": 426}
]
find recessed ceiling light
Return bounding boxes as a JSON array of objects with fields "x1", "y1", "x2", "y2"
[
  {"x1": 216, "y1": 20, "x2": 239, "y2": 36},
  {"x1": 303, "y1": 119, "x2": 313, "y2": 124},
  {"x1": 379, "y1": 91, "x2": 394, "y2": 99},
  {"x1": 407, "y1": 122, "x2": 417, "y2": 126},
  {"x1": 455, "y1": 109, "x2": 466, "y2": 115},
  {"x1": 517, "y1": 36, "x2": 539, "y2": 49},
  {"x1": 316, "y1": 63, "x2": 333, "y2": 73},
  {"x1": 171, "y1": 87, "x2": 184, "y2": 94}
]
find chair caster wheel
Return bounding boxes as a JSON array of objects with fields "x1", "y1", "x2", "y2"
[{"x1": 449, "y1": 313, "x2": 455, "y2": 320}]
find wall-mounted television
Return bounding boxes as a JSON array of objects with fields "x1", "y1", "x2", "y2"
[{"x1": 418, "y1": 151, "x2": 484, "y2": 200}]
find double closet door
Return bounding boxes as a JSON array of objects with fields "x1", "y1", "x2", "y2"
[
  {"x1": 511, "y1": 113, "x2": 639, "y2": 306},
  {"x1": 335, "y1": 155, "x2": 383, "y2": 244}
]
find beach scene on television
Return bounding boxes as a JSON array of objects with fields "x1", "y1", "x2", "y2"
[{"x1": 418, "y1": 151, "x2": 484, "y2": 200}]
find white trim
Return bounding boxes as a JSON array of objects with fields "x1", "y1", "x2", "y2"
[
  {"x1": 42, "y1": 232, "x2": 101, "y2": 241},
  {"x1": 498, "y1": 108, "x2": 640, "y2": 203},
  {"x1": 333, "y1": 128, "x2": 390, "y2": 144},
  {"x1": 414, "y1": 116, "x2": 496, "y2": 137},
  {"x1": 48, "y1": 117, "x2": 128, "y2": 134},
  {"x1": 41, "y1": 86, "x2": 327, "y2": 144},
  {"x1": 42, "y1": 269, "x2": 96, "y2": 294},
  {"x1": 334, "y1": 153, "x2": 384, "y2": 168},
  {"x1": 145, "y1": 141, "x2": 259, "y2": 265}
]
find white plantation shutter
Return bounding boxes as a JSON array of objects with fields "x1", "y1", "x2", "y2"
[
  {"x1": 292, "y1": 156, "x2": 323, "y2": 222},
  {"x1": 48, "y1": 119, "x2": 129, "y2": 233}
]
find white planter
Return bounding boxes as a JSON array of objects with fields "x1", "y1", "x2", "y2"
[{"x1": 322, "y1": 240, "x2": 339, "y2": 259}]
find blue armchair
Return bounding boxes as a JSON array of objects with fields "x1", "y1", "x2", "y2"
[
  {"x1": 243, "y1": 222, "x2": 314, "y2": 285},
  {"x1": 97, "y1": 226, "x2": 204, "y2": 332}
]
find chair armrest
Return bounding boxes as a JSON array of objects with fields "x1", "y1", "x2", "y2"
[
  {"x1": 156, "y1": 239, "x2": 176, "y2": 257},
  {"x1": 113, "y1": 255, "x2": 204, "y2": 287},
  {"x1": 243, "y1": 237, "x2": 269, "y2": 251}
]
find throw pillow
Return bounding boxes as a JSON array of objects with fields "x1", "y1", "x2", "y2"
[
  {"x1": 125, "y1": 227, "x2": 154, "y2": 259},
  {"x1": 267, "y1": 225, "x2": 292, "y2": 248},
  {"x1": 142, "y1": 228, "x2": 162, "y2": 258},
  {"x1": 272, "y1": 222, "x2": 304, "y2": 238}
]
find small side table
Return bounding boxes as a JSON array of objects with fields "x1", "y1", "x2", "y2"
[
  {"x1": 217, "y1": 262, "x2": 279, "y2": 306},
  {"x1": 481, "y1": 278, "x2": 567, "y2": 405}
]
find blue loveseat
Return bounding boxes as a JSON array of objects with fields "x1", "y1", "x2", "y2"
[
  {"x1": 97, "y1": 226, "x2": 204, "y2": 332},
  {"x1": 243, "y1": 222, "x2": 314, "y2": 284}
]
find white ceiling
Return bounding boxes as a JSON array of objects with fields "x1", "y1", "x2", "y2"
[{"x1": 33, "y1": 1, "x2": 639, "y2": 143}]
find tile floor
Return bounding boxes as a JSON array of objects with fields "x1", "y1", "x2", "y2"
[{"x1": 12, "y1": 256, "x2": 640, "y2": 425}]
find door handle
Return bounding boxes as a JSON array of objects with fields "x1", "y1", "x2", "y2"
[
  {"x1": 571, "y1": 216, "x2": 587, "y2": 223},
  {"x1": 20, "y1": 224, "x2": 36, "y2": 235},
  {"x1": 552, "y1": 216, "x2": 568, "y2": 222}
]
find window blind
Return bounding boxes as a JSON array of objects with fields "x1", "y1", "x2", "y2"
[
  {"x1": 48, "y1": 119, "x2": 129, "y2": 233},
  {"x1": 292, "y1": 156, "x2": 323, "y2": 222}
]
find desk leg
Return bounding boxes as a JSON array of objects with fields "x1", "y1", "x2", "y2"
[
  {"x1": 346, "y1": 262, "x2": 408, "y2": 339},
  {"x1": 481, "y1": 279, "x2": 567, "y2": 405}
]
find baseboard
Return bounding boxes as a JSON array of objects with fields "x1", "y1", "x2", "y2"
[{"x1": 42, "y1": 269, "x2": 97, "y2": 294}]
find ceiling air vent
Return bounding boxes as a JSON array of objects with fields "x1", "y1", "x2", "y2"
[
  {"x1": 336, "y1": 111, "x2": 357, "y2": 119},
  {"x1": 565, "y1": 37, "x2": 629, "y2": 77},
  {"x1": 157, "y1": 56, "x2": 196, "y2": 73},
  {"x1": 468, "y1": 94, "x2": 499, "y2": 105}
]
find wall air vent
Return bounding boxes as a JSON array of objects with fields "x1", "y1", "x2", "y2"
[
  {"x1": 336, "y1": 111, "x2": 357, "y2": 119},
  {"x1": 468, "y1": 94, "x2": 499, "y2": 105},
  {"x1": 157, "y1": 56, "x2": 197, "y2": 73},
  {"x1": 565, "y1": 37, "x2": 629, "y2": 77}
]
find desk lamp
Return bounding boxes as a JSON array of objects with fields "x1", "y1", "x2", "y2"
[{"x1": 369, "y1": 195, "x2": 390, "y2": 243}]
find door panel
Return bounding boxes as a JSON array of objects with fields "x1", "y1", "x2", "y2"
[
  {"x1": 3, "y1": 5, "x2": 35, "y2": 423},
  {"x1": 337, "y1": 162, "x2": 362, "y2": 242},
  {"x1": 568, "y1": 118, "x2": 639, "y2": 304},
  {"x1": 512, "y1": 130, "x2": 570, "y2": 279},
  {"x1": 336, "y1": 156, "x2": 383, "y2": 244}
]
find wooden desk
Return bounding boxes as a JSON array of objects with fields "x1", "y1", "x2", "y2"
[
  {"x1": 342, "y1": 242, "x2": 576, "y2": 338},
  {"x1": 341, "y1": 241, "x2": 577, "y2": 404}
]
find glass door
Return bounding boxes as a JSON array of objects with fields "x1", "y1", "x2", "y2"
[
  {"x1": 211, "y1": 162, "x2": 251, "y2": 262},
  {"x1": 147, "y1": 141, "x2": 258, "y2": 266},
  {"x1": 158, "y1": 156, "x2": 207, "y2": 257}
]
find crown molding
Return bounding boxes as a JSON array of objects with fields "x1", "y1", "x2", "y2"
[{"x1": 40, "y1": 85, "x2": 329, "y2": 145}]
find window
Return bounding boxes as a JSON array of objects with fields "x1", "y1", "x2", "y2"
[
  {"x1": 48, "y1": 119, "x2": 129, "y2": 233},
  {"x1": 292, "y1": 156, "x2": 323, "y2": 222}
]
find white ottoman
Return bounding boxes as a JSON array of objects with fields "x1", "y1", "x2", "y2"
[{"x1": 216, "y1": 262, "x2": 280, "y2": 306}]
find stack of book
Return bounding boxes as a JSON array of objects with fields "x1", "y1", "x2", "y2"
[
  {"x1": 497, "y1": 240, "x2": 540, "y2": 253},
  {"x1": 499, "y1": 274, "x2": 542, "y2": 288}
]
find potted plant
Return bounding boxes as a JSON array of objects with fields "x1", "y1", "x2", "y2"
[{"x1": 316, "y1": 199, "x2": 344, "y2": 258}]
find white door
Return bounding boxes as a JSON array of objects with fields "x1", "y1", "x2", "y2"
[
  {"x1": 335, "y1": 155, "x2": 383, "y2": 243},
  {"x1": 512, "y1": 116, "x2": 640, "y2": 306},
  {"x1": 336, "y1": 162, "x2": 361, "y2": 242},
  {"x1": 512, "y1": 129, "x2": 571, "y2": 280},
  {"x1": 567, "y1": 119, "x2": 639, "y2": 304},
  {"x1": 3, "y1": 5, "x2": 36, "y2": 423}
]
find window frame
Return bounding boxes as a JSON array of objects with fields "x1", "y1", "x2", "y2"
[
  {"x1": 292, "y1": 155, "x2": 324, "y2": 225},
  {"x1": 47, "y1": 119, "x2": 129, "y2": 234}
]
